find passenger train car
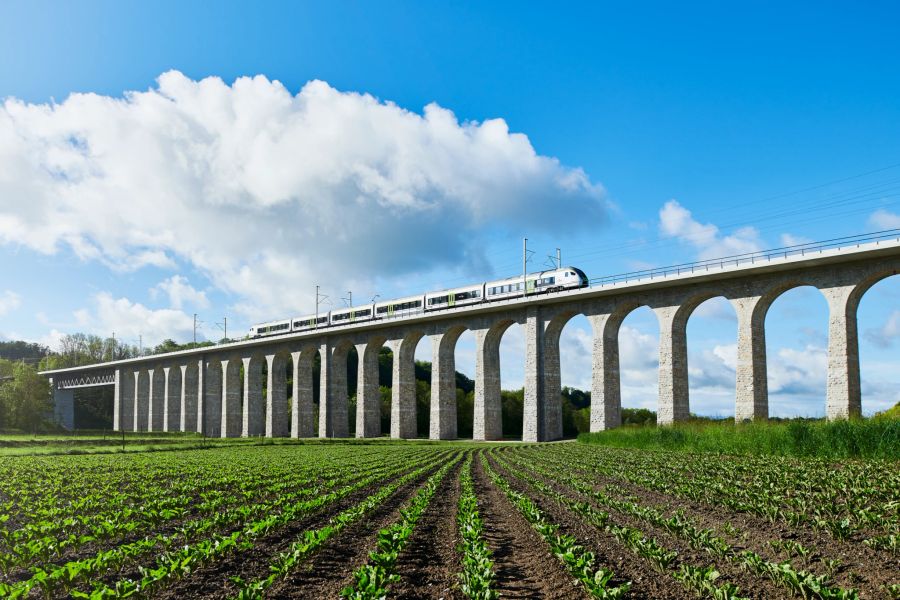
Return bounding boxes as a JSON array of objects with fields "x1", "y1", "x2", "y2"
[{"x1": 249, "y1": 266, "x2": 588, "y2": 338}]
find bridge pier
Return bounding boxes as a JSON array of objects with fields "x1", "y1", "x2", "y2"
[
  {"x1": 586, "y1": 309, "x2": 622, "y2": 432},
  {"x1": 731, "y1": 294, "x2": 769, "y2": 421},
  {"x1": 389, "y1": 333, "x2": 420, "y2": 439},
  {"x1": 52, "y1": 386, "x2": 75, "y2": 430},
  {"x1": 180, "y1": 363, "x2": 199, "y2": 433},
  {"x1": 292, "y1": 349, "x2": 316, "y2": 438},
  {"x1": 822, "y1": 284, "x2": 862, "y2": 420},
  {"x1": 242, "y1": 356, "x2": 264, "y2": 437},
  {"x1": 473, "y1": 322, "x2": 507, "y2": 441},
  {"x1": 204, "y1": 361, "x2": 222, "y2": 437},
  {"x1": 163, "y1": 366, "x2": 181, "y2": 432},
  {"x1": 430, "y1": 327, "x2": 464, "y2": 440},
  {"x1": 134, "y1": 370, "x2": 150, "y2": 432},
  {"x1": 221, "y1": 359, "x2": 242, "y2": 437},
  {"x1": 356, "y1": 340, "x2": 383, "y2": 438},
  {"x1": 265, "y1": 353, "x2": 289, "y2": 438},
  {"x1": 319, "y1": 341, "x2": 350, "y2": 438},
  {"x1": 112, "y1": 369, "x2": 123, "y2": 431},
  {"x1": 654, "y1": 304, "x2": 690, "y2": 426}
]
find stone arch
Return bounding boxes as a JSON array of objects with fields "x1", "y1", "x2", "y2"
[
  {"x1": 681, "y1": 295, "x2": 739, "y2": 418},
  {"x1": 149, "y1": 367, "x2": 166, "y2": 432},
  {"x1": 291, "y1": 345, "x2": 319, "y2": 438},
  {"x1": 388, "y1": 330, "x2": 425, "y2": 439},
  {"x1": 356, "y1": 335, "x2": 387, "y2": 438},
  {"x1": 265, "y1": 347, "x2": 293, "y2": 438},
  {"x1": 164, "y1": 365, "x2": 182, "y2": 432},
  {"x1": 650, "y1": 289, "x2": 731, "y2": 425},
  {"x1": 758, "y1": 280, "x2": 830, "y2": 418},
  {"x1": 474, "y1": 317, "x2": 516, "y2": 440},
  {"x1": 430, "y1": 324, "x2": 467, "y2": 440}
]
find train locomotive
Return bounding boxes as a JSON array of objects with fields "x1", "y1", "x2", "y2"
[{"x1": 249, "y1": 266, "x2": 589, "y2": 338}]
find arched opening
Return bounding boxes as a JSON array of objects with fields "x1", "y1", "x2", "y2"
[
  {"x1": 618, "y1": 306, "x2": 660, "y2": 424},
  {"x1": 264, "y1": 350, "x2": 292, "y2": 437},
  {"x1": 764, "y1": 285, "x2": 828, "y2": 417},
  {"x1": 411, "y1": 335, "x2": 430, "y2": 438},
  {"x1": 454, "y1": 329, "x2": 476, "y2": 439},
  {"x1": 497, "y1": 320, "x2": 523, "y2": 440},
  {"x1": 857, "y1": 274, "x2": 900, "y2": 416},
  {"x1": 558, "y1": 313, "x2": 592, "y2": 437},
  {"x1": 685, "y1": 296, "x2": 738, "y2": 419}
]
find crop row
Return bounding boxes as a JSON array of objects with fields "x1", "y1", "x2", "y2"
[
  {"x1": 341, "y1": 452, "x2": 463, "y2": 599},
  {"x1": 456, "y1": 453, "x2": 498, "y2": 600},
  {"x1": 489, "y1": 450, "x2": 749, "y2": 600},
  {"x1": 480, "y1": 452, "x2": 630, "y2": 599},
  {"x1": 0, "y1": 447, "x2": 445, "y2": 599},
  {"x1": 505, "y1": 449, "x2": 860, "y2": 600},
  {"x1": 544, "y1": 444, "x2": 899, "y2": 545}
]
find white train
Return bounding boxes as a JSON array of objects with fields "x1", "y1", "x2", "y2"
[{"x1": 249, "y1": 266, "x2": 589, "y2": 338}]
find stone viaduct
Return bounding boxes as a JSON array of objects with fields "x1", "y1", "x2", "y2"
[{"x1": 41, "y1": 237, "x2": 900, "y2": 441}]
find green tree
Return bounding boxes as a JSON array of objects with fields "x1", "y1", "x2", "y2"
[{"x1": 0, "y1": 361, "x2": 52, "y2": 432}]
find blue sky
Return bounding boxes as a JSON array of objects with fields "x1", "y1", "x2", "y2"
[{"x1": 1, "y1": 1, "x2": 898, "y2": 416}]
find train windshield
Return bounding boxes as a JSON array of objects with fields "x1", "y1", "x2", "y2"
[{"x1": 573, "y1": 268, "x2": 589, "y2": 285}]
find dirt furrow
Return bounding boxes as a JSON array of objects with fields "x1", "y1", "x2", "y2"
[
  {"x1": 150, "y1": 466, "x2": 432, "y2": 600},
  {"x1": 264, "y1": 459, "x2": 451, "y2": 599},
  {"x1": 472, "y1": 454, "x2": 587, "y2": 599},
  {"x1": 548, "y1": 454, "x2": 900, "y2": 596},
  {"x1": 391, "y1": 459, "x2": 464, "y2": 599},
  {"x1": 487, "y1": 454, "x2": 692, "y2": 600},
  {"x1": 495, "y1": 453, "x2": 789, "y2": 599}
]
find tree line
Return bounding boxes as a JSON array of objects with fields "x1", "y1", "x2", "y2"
[{"x1": 0, "y1": 335, "x2": 658, "y2": 436}]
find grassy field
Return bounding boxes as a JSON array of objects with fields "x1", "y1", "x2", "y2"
[
  {"x1": 578, "y1": 417, "x2": 900, "y2": 460},
  {"x1": 0, "y1": 440, "x2": 896, "y2": 599}
]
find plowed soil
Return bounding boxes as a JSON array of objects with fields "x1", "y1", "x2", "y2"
[
  {"x1": 391, "y1": 461, "x2": 465, "y2": 599},
  {"x1": 265, "y1": 460, "x2": 451, "y2": 599},
  {"x1": 472, "y1": 456, "x2": 587, "y2": 599}
]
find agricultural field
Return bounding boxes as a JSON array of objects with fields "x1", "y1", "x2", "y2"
[{"x1": 0, "y1": 442, "x2": 897, "y2": 599}]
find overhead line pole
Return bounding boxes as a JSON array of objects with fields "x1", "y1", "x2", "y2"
[
  {"x1": 523, "y1": 237, "x2": 527, "y2": 298},
  {"x1": 557, "y1": 247, "x2": 561, "y2": 269}
]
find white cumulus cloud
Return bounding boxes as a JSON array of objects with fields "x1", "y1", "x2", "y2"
[
  {"x1": 869, "y1": 209, "x2": 900, "y2": 230},
  {"x1": 0, "y1": 290, "x2": 20, "y2": 316},
  {"x1": 0, "y1": 71, "x2": 606, "y2": 321},
  {"x1": 659, "y1": 200, "x2": 763, "y2": 260},
  {"x1": 73, "y1": 292, "x2": 197, "y2": 348},
  {"x1": 152, "y1": 275, "x2": 210, "y2": 310}
]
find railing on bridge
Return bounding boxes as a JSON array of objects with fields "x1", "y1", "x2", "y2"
[
  {"x1": 54, "y1": 372, "x2": 116, "y2": 389},
  {"x1": 589, "y1": 229, "x2": 900, "y2": 287}
]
